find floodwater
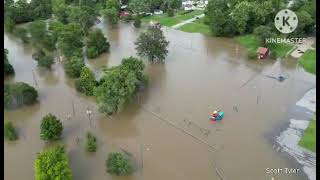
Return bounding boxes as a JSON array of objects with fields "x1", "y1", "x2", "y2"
[{"x1": 4, "y1": 20, "x2": 316, "y2": 180}]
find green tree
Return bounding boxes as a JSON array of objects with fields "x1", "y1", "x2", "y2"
[
  {"x1": 129, "y1": 0, "x2": 150, "y2": 15},
  {"x1": 56, "y1": 23, "x2": 84, "y2": 58},
  {"x1": 205, "y1": 0, "x2": 237, "y2": 36},
  {"x1": 133, "y1": 17, "x2": 141, "y2": 28},
  {"x1": 4, "y1": 82, "x2": 38, "y2": 109},
  {"x1": 13, "y1": 27, "x2": 30, "y2": 43},
  {"x1": 230, "y1": 1, "x2": 252, "y2": 34},
  {"x1": 34, "y1": 145, "x2": 72, "y2": 180},
  {"x1": 52, "y1": 0, "x2": 69, "y2": 23},
  {"x1": 68, "y1": 5, "x2": 98, "y2": 33},
  {"x1": 106, "y1": 0, "x2": 120, "y2": 10},
  {"x1": 95, "y1": 57, "x2": 148, "y2": 114},
  {"x1": 32, "y1": 49, "x2": 55, "y2": 69},
  {"x1": 135, "y1": 26, "x2": 169, "y2": 63},
  {"x1": 167, "y1": 8, "x2": 174, "y2": 17},
  {"x1": 4, "y1": 15, "x2": 15, "y2": 32},
  {"x1": 292, "y1": 10, "x2": 315, "y2": 37},
  {"x1": 253, "y1": 25, "x2": 276, "y2": 46},
  {"x1": 85, "y1": 132, "x2": 97, "y2": 152},
  {"x1": 75, "y1": 67, "x2": 97, "y2": 96},
  {"x1": 4, "y1": 48, "x2": 15, "y2": 77},
  {"x1": 4, "y1": 122, "x2": 18, "y2": 141},
  {"x1": 64, "y1": 56, "x2": 85, "y2": 78},
  {"x1": 86, "y1": 29, "x2": 110, "y2": 58},
  {"x1": 29, "y1": 20, "x2": 56, "y2": 50},
  {"x1": 106, "y1": 152, "x2": 133, "y2": 176},
  {"x1": 40, "y1": 114, "x2": 63, "y2": 141},
  {"x1": 103, "y1": 7, "x2": 119, "y2": 26}
]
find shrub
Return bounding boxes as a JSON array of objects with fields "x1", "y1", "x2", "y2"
[
  {"x1": 32, "y1": 49, "x2": 54, "y2": 69},
  {"x1": 248, "y1": 50, "x2": 257, "y2": 59},
  {"x1": 40, "y1": 114, "x2": 63, "y2": 141},
  {"x1": 167, "y1": 8, "x2": 174, "y2": 17},
  {"x1": 75, "y1": 67, "x2": 97, "y2": 96},
  {"x1": 64, "y1": 56, "x2": 85, "y2": 78},
  {"x1": 85, "y1": 132, "x2": 97, "y2": 152},
  {"x1": 35, "y1": 145, "x2": 72, "y2": 180},
  {"x1": 86, "y1": 29, "x2": 110, "y2": 59},
  {"x1": 4, "y1": 82, "x2": 38, "y2": 109},
  {"x1": 133, "y1": 17, "x2": 141, "y2": 28},
  {"x1": 4, "y1": 122, "x2": 18, "y2": 141},
  {"x1": 106, "y1": 152, "x2": 133, "y2": 176}
]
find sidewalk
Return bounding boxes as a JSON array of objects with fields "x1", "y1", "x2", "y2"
[{"x1": 171, "y1": 14, "x2": 205, "y2": 29}]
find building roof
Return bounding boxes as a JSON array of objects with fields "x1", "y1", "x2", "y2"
[{"x1": 257, "y1": 47, "x2": 269, "y2": 55}]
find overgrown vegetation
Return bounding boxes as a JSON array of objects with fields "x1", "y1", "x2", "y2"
[
  {"x1": 40, "y1": 114, "x2": 63, "y2": 141},
  {"x1": 4, "y1": 48, "x2": 15, "y2": 77},
  {"x1": 34, "y1": 145, "x2": 72, "y2": 180},
  {"x1": 64, "y1": 56, "x2": 86, "y2": 78},
  {"x1": 4, "y1": 122, "x2": 18, "y2": 141},
  {"x1": 32, "y1": 49, "x2": 55, "y2": 69},
  {"x1": 85, "y1": 132, "x2": 97, "y2": 152},
  {"x1": 106, "y1": 152, "x2": 133, "y2": 176},
  {"x1": 75, "y1": 67, "x2": 97, "y2": 96},
  {"x1": 4, "y1": 82, "x2": 38, "y2": 109}
]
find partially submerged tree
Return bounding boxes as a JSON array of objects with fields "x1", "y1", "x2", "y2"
[
  {"x1": 32, "y1": 49, "x2": 55, "y2": 69},
  {"x1": 34, "y1": 145, "x2": 72, "y2": 180},
  {"x1": 103, "y1": 7, "x2": 119, "y2": 26},
  {"x1": 135, "y1": 26, "x2": 169, "y2": 63},
  {"x1": 75, "y1": 67, "x2": 97, "y2": 96},
  {"x1": 85, "y1": 132, "x2": 97, "y2": 152},
  {"x1": 106, "y1": 152, "x2": 133, "y2": 176},
  {"x1": 86, "y1": 29, "x2": 110, "y2": 58},
  {"x1": 4, "y1": 82, "x2": 38, "y2": 109},
  {"x1": 4, "y1": 48, "x2": 15, "y2": 77},
  {"x1": 40, "y1": 114, "x2": 63, "y2": 141},
  {"x1": 64, "y1": 56, "x2": 85, "y2": 78},
  {"x1": 4, "y1": 122, "x2": 18, "y2": 141},
  {"x1": 95, "y1": 57, "x2": 148, "y2": 115}
]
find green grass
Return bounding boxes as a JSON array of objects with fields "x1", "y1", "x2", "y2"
[
  {"x1": 235, "y1": 34, "x2": 294, "y2": 58},
  {"x1": 299, "y1": 119, "x2": 316, "y2": 152},
  {"x1": 299, "y1": 49, "x2": 316, "y2": 75},
  {"x1": 141, "y1": 10, "x2": 203, "y2": 27},
  {"x1": 179, "y1": 18, "x2": 211, "y2": 36}
]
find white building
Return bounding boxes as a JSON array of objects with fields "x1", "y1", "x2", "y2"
[{"x1": 182, "y1": 0, "x2": 208, "y2": 11}]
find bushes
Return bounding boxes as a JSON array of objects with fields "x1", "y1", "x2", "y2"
[
  {"x1": 4, "y1": 48, "x2": 15, "y2": 77},
  {"x1": 13, "y1": 27, "x2": 30, "y2": 43},
  {"x1": 40, "y1": 114, "x2": 63, "y2": 141},
  {"x1": 75, "y1": 67, "x2": 97, "y2": 96},
  {"x1": 64, "y1": 56, "x2": 85, "y2": 78},
  {"x1": 106, "y1": 152, "x2": 133, "y2": 176},
  {"x1": 86, "y1": 29, "x2": 110, "y2": 59},
  {"x1": 167, "y1": 8, "x2": 174, "y2": 17},
  {"x1": 35, "y1": 145, "x2": 72, "y2": 180},
  {"x1": 85, "y1": 132, "x2": 97, "y2": 152},
  {"x1": 133, "y1": 17, "x2": 141, "y2": 28},
  {"x1": 103, "y1": 7, "x2": 119, "y2": 26},
  {"x1": 32, "y1": 49, "x2": 54, "y2": 69},
  {"x1": 4, "y1": 82, "x2": 38, "y2": 109},
  {"x1": 4, "y1": 122, "x2": 18, "y2": 141}
]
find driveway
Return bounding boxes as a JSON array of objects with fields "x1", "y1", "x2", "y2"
[{"x1": 171, "y1": 14, "x2": 205, "y2": 29}]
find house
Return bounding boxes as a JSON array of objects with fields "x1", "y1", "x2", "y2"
[
  {"x1": 182, "y1": 0, "x2": 208, "y2": 11},
  {"x1": 257, "y1": 47, "x2": 270, "y2": 59}
]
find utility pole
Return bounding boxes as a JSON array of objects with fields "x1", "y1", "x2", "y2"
[{"x1": 32, "y1": 70, "x2": 38, "y2": 87}]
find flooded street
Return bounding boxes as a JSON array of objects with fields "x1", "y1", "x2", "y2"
[{"x1": 4, "y1": 21, "x2": 316, "y2": 180}]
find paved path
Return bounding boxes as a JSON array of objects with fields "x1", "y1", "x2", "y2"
[
  {"x1": 291, "y1": 37, "x2": 315, "y2": 58},
  {"x1": 171, "y1": 14, "x2": 205, "y2": 29}
]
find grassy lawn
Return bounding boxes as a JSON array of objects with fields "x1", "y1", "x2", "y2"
[
  {"x1": 179, "y1": 18, "x2": 211, "y2": 36},
  {"x1": 299, "y1": 49, "x2": 316, "y2": 75},
  {"x1": 299, "y1": 119, "x2": 316, "y2": 152},
  {"x1": 235, "y1": 34, "x2": 294, "y2": 58},
  {"x1": 141, "y1": 10, "x2": 203, "y2": 27}
]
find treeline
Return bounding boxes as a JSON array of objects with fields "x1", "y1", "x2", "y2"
[{"x1": 205, "y1": 0, "x2": 316, "y2": 38}]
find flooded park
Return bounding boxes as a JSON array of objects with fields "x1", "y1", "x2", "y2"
[{"x1": 4, "y1": 20, "x2": 316, "y2": 180}]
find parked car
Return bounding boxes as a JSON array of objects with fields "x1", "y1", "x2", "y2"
[{"x1": 154, "y1": 10, "x2": 163, "y2": 15}]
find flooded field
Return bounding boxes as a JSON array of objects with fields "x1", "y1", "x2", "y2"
[{"x1": 4, "y1": 21, "x2": 316, "y2": 180}]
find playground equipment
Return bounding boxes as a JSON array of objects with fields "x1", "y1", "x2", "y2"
[{"x1": 209, "y1": 110, "x2": 224, "y2": 121}]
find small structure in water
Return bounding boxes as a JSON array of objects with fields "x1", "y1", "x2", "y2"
[
  {"x1": 257, "y1": 47, "x2": 270, "y2": 59},
  {"x1": 209, "y1": 110, "x2": 224, "y2": 122}
]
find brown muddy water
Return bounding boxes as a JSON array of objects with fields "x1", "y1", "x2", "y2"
[{"x1": 4, "y1": 21, "x2": 316, "y2": 180}]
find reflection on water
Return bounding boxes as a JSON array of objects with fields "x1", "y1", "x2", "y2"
[{"x1": 4, "y1": 22, "x2": 315, "y2": 180}]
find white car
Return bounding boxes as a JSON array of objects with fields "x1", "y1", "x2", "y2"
[{"x1": 154, "y1": 10, "x2": 163, "y2": 15}]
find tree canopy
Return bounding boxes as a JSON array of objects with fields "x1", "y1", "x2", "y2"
[
  {"x1": 32, "y1": 49, "x2": 55, "y2": 69},
  {"x1": 95, "y1": 57, "x2": 148, "y2": 115},
  {"x1": 34, "y1": 145, "x2": 72, "y2": 180},
  {"x1": 75, "y1": 67, "x2": 97, "y2": 96},
  {"x1": 135, "y1": 26, "x2": 169, "y2": 63},
  {"x1": 4, "y1": 122, "x2": 18, "y2": 141},
  {"x1": 4, "y1": 48, "x2": 15, "y2": 77},
  {"x1": 64, "y1": 56, "x2": 86, "y2": 78},
  {"x1": 40, "y1": 114, "x2": 63, "y2": 141},
  {"x1": 4, "y1": 82, "x2": 38, "y2": 109},
  {"x1": 106, "y1": 152, "x2": 133, "y2": 176},
  {"x1": 86, "y1": 29, "x2": 110, "y2": 58}
]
